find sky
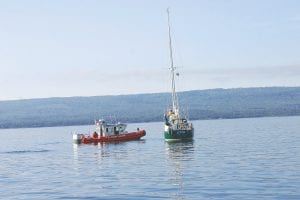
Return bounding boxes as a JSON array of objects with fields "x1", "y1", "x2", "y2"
[{"x1": 0, "y1": 0, "x2": 299, "y2": 100}]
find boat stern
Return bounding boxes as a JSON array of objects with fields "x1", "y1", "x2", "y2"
[
  {"x1": 73, "y1": 133, "x2": 82, "y2": 144},
  {"x1": 164, "y1": 126, "x2": 194, "y2": 142}
]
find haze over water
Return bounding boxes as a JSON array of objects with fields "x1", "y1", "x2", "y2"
[{"x1": 1, "y1": 116, "x2": 300, "y2": 199}]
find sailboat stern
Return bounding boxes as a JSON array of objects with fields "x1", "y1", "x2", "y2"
[{"x1": 164, "y1": 124, "x2": 194, "y2": 142}]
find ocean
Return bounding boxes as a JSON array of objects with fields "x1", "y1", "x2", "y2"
[{"x1": 0, "y1": 116, "x2": 300, "y2": 199}]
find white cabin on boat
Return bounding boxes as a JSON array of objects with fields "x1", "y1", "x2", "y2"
[{"x1": 95, "y1": 119, "x2": 127, "y2": 136}]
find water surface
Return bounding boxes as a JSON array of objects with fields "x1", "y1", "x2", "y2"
[{"x1": 0, "y1": 116, "x2": 300, "y2": 199}]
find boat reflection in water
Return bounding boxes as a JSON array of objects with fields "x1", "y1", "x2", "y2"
[
  {"x1": 73, "y1": 139, "x2": 146, "y2": 164},
  {"x1": 165, "y1": 141, "x2": 194, "y2": 199},
  {"x1": 165, "y1": 141, "x2": 194, "y2": 160}
]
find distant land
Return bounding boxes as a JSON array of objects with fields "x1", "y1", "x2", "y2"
[{"x1": 1, "y1": 87, "x2": 300, "y2": 129}]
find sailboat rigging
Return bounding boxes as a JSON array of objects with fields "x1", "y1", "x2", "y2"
[{"x1": 163, "y1": 8, "x2": 194, "y2": 141}]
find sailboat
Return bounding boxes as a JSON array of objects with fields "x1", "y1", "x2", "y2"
[{"x1": 164, "y1": 8, "x2": 194, "y2": 141}]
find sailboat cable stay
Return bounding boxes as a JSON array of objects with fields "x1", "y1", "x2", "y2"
[{"x1": 163, "y1": 8, "x2": 194, "y2": 141}]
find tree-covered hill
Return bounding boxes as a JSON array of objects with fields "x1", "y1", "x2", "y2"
[{"x1": 1, "y1": 87, "x2": 300, "y2": 129}]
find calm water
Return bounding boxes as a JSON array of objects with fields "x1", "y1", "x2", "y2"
[{"x1": 0, "y1": 116, "x2": 300, "y2": 199}]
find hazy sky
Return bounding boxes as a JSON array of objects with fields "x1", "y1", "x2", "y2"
[{"x1": 0, "y1": 0, "x2": 299, "y2": 100}]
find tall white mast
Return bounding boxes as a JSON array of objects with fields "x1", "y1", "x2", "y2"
[{"x1": 167, "y1": 8, "x2": 179, "y2": 116}]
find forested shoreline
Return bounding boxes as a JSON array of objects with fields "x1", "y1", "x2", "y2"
[{"x1": 1, "y1": 87, "x2": 300, "y2": 129}]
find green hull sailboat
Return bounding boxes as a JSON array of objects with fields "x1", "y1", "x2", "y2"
[{"x1": 164, "y1": 8, "x2": 194, "y2": 142}]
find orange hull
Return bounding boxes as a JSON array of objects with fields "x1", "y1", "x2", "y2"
[{"x1": 81, "y1": 130, "x2": 146, "y2": 144}]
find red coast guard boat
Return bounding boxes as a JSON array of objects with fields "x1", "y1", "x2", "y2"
[{"x1": 73, "y1": 119, "x2": 146, "y2": 144}]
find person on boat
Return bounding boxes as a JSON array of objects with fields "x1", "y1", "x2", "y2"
[
  {"x1": 92, "y1": 131, "x2": 98, "y2": 138},
  {"x1": 164, "y1": 113, "x2": 170, "y2": 125}
]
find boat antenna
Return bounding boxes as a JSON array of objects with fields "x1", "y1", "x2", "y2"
[{"x1": 167, "y1": 7, "x2": 180, "y2": 116}]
